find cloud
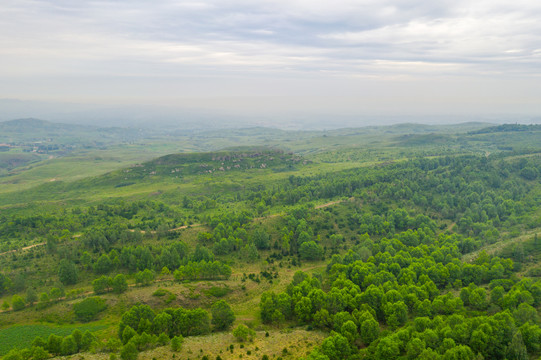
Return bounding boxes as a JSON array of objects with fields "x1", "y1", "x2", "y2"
[{"x1": 1, "y1": 0, "x2": 541, "y2": 115}]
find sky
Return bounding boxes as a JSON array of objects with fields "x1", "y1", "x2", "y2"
[{"x1": 1, "y1": 0, "x2": 541, "y2": 124}]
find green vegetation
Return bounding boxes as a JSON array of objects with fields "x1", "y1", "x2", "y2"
[
  {"x1": 73, "y1": 297, "x2": 107, "y2": 322},
  {"x1": 211, "y1": 300, "x2": 236, "y2": 330},
  {"x1": 233, "y1": 324, "x2": 256, "y2": 342},
  {"x1": 0, "y1": 324, "x2": 105, "y2": 356},
  {"x1": 0, "y1": 120, "x2": 540, "y2": 359}
]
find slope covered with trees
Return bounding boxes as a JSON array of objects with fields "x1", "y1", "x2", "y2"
[{"x1": 0, "y1": 125, "x2": 539, "y2": 359}]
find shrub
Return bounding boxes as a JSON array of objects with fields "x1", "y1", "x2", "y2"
[
  {"x1": 80, "y1": 330, "x2": 97, "y2": 351},
  {"x1": 120, "y1": 342, "x2": 138, "y2": 360},
  {"x1": 11, "y1": 295, "x2": 25, "y2": 311},
  {"x1": 233, "y1": 324, "x2": 255, "y2": 342},
  {"x1": 135, "y1": 269, "x2": 154, "y2": 286},
  {"x1": 112, "y1": 274, "x2": 129, "y2": 294},
  {"x1": 152, "y1": 289, "x2": 169, "y2": 297},
  {"x1": 211, "y1": 300, "x2": 236, "y2": 330},
  {"x1": 47, "y1": 334, "x2": 63, "y2": 355},
  {"x1": 3, "y1": 349, "x2": 22, "y2": 360},
  {"x1": 58, "y1": 259, "x2": 78, "y2": 285},
  {"x1": 93, "y1": 276, "x2": 112, "y2": 294},
  {"x1": 157, "y1": 332, "x2": 170, "y2": 346},
  {"x1": 106, "y1": 338, "x2": 122, "y2": 352},
  {"x1": 206, "y1": 286, "x2": 231, "y2": 298},
  {"x1": 31, "y1": 347, "x2": 49, "y2": 360},
  {"x1": 73, "y1": 297, "x2": 107, "y2": 322},
  {"x1": 32, "y1": 336, "x2": 47, "y2": 348},
  {"x1": 49, "y1": 287, "x2": 64, "y2": 301},
  {"x1": 299, "y1": 241, "x2": 324, "y2": 261},
  {"x1": 171, "y1": 335, "x2": 184, "y2": 352},
  {"x1": 61, "y1": 335, "x2": 78, "y2": 356},
  {"x1": 122, "y1": 326, "x2": 137, "y2": 345},
  {"x1": 38, "y1": 293, "x2": 49, "y2": 308}
]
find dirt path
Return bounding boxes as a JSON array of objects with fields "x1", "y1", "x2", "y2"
[
  {"x1": 0, "y1": 197, "x2": 348, "y2": 257},
  {"x1": 253, "y1": 213, "x2": 281, "y2": 222},
  {"x1": 0, "y1": 242, "x2": 46, "y2": 256},
  {"x1": 0, "y1": 199, "x2": 342, "y2": 312},
  {"x1": 314, "y1": 197, "x2": 354, "y2": 209},
  {"x1": 462, "y1": 228, "x2": 540, "y2": 263},
  {"x1": 170, "y1": 224, "x2": 202, "y2": 231},
  {"x1": 315, "y1": 200, "x2": 342, "y2": 209},
  {"x1": 1, "y1": 224, "x2": 204, "y2": 257}
]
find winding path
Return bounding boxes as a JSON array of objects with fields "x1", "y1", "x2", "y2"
[{"x1": 0, "y1": 198, "x2": 348, "y2": 256}]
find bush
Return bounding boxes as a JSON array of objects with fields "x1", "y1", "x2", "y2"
[
  {"x1": 120, "y1": 342, "x2": 138, "y2": 360},
  {"x1": 299, "y1": 241, "x2": 324, "y2": 261},
  {"x1": 11, "y1": 295, "x2": 25, "y2": 311},
  {"x1": 93, "y1": 276, "x2": 112, "y2": 294},
  {"x1": 211, "y1": 300, "x2": 236, "y2": 331},
  {"x1": 106, "y1": 338, "x2": 122, "y2": 352},
  {"x1": 206, "y1": 286, "x2": 231, "y2": 298},
  {"x1": 61, "y1": 335, "x2": 78, "y2": 356},
  {"x1": 135, "y1": 269, "x2": 154, "y2": 286},
  {"x1": 3, "y1": 349, "x2": 22, "y2": 360},
  {"x1": 94, "y1": 254, "x2": 113, "y2": 274},
  {"x1": 31, "y1": 346, "x2": 49, "y2": 360},
  {"x1": 112, "y1": 274, "x2": 129, "y2": 294},
  {"x1": 26, "y1": 288, "x2": 38, "y2": 305},
  {"x1": 47, "y1": 334, "x2": 63, "y2": 355},
  {"x1": 38, "y1": 293, "x2": 49, "y2": 308},
  {"x1": 130, "y1": 332, "x2": 156, "y2": 351},
  {"x1": 80, "y1": 331, "x2": 97, "y2": 351},
  {"x1": 73, "y1": 297, "x2": 107, "y2": 322},
  {"x1": 32, "y1": 337, "x2": 47, "y2": 348},
  {"x1": 157, "y1": 332, "x2": 170, "y2": 346},
  {"x1": 233, "y1": 324, "x2": 255, "y2": 342},
  {"x1": 71, "y1": 329, "x2": 82, "y2": 349},
  {"x1": 122, "y1": 326, "x2": 137, "y2": 345},
  {"x1": 152, "y1": 289, "x2": 169, "y2": 297},
  {"x1": 520, "y1": 167, "x2": 539, "y2": 180},
  {"x1": 58, "y1": 259, "x2": 78, "y2": 285},
  {"x1": 49, "y1": 287, "x2": 64, "y2": 301},
  {"x1": 171, "y1": 335, "x2": 184, "y2": 352}
]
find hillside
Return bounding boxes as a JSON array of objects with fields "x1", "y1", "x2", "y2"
[
  {"x1": 0, "y1": 125, "x2": 539, "y2": 360},
  {"x1": 120, "y1": 149, "x2": 307, "y2": 178},
  {"x1": 0, "y1": 118, "x2": 151, "y2": 147}
]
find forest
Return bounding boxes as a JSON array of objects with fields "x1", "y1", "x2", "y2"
[{"x1": 0, "y1": 121, "x2": 540, "y2": 360}]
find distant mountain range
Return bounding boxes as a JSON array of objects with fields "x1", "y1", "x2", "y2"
[
  {"x1": 2, "y1": 98, "x2": 540, "y2": 130},
  {"x1": 0, "y1": 118, "x2": 150, "y2": 145}
]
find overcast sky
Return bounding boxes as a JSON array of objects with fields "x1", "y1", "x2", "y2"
[{"x1": 1, "y1": 0, "x2": 541, "y2": 120}]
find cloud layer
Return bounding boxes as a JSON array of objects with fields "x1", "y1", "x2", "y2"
[{"x1": 1, "y1": 0, "x2": 541, "y2": 115}]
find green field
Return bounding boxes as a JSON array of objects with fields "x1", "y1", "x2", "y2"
[{"x1": 0, "y1": 324, "x2": 107, "y2": 355}]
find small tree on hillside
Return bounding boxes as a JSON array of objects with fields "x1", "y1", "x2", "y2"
[
  {"x1": 211, "y1": 300, "x2": 236, "y2": 331},
  {"x1": 12, "y1": 295, "x2": 25, "y2": 311},
  {"x1": 58, "y1": 259, "x2": 78, "y2": 285},
  {"x1": 233, "y1": 324, "x2": 255, "y2": 342},
  {"x1": 112, "y1": 274, "x2": 128, "y2": 294}
]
